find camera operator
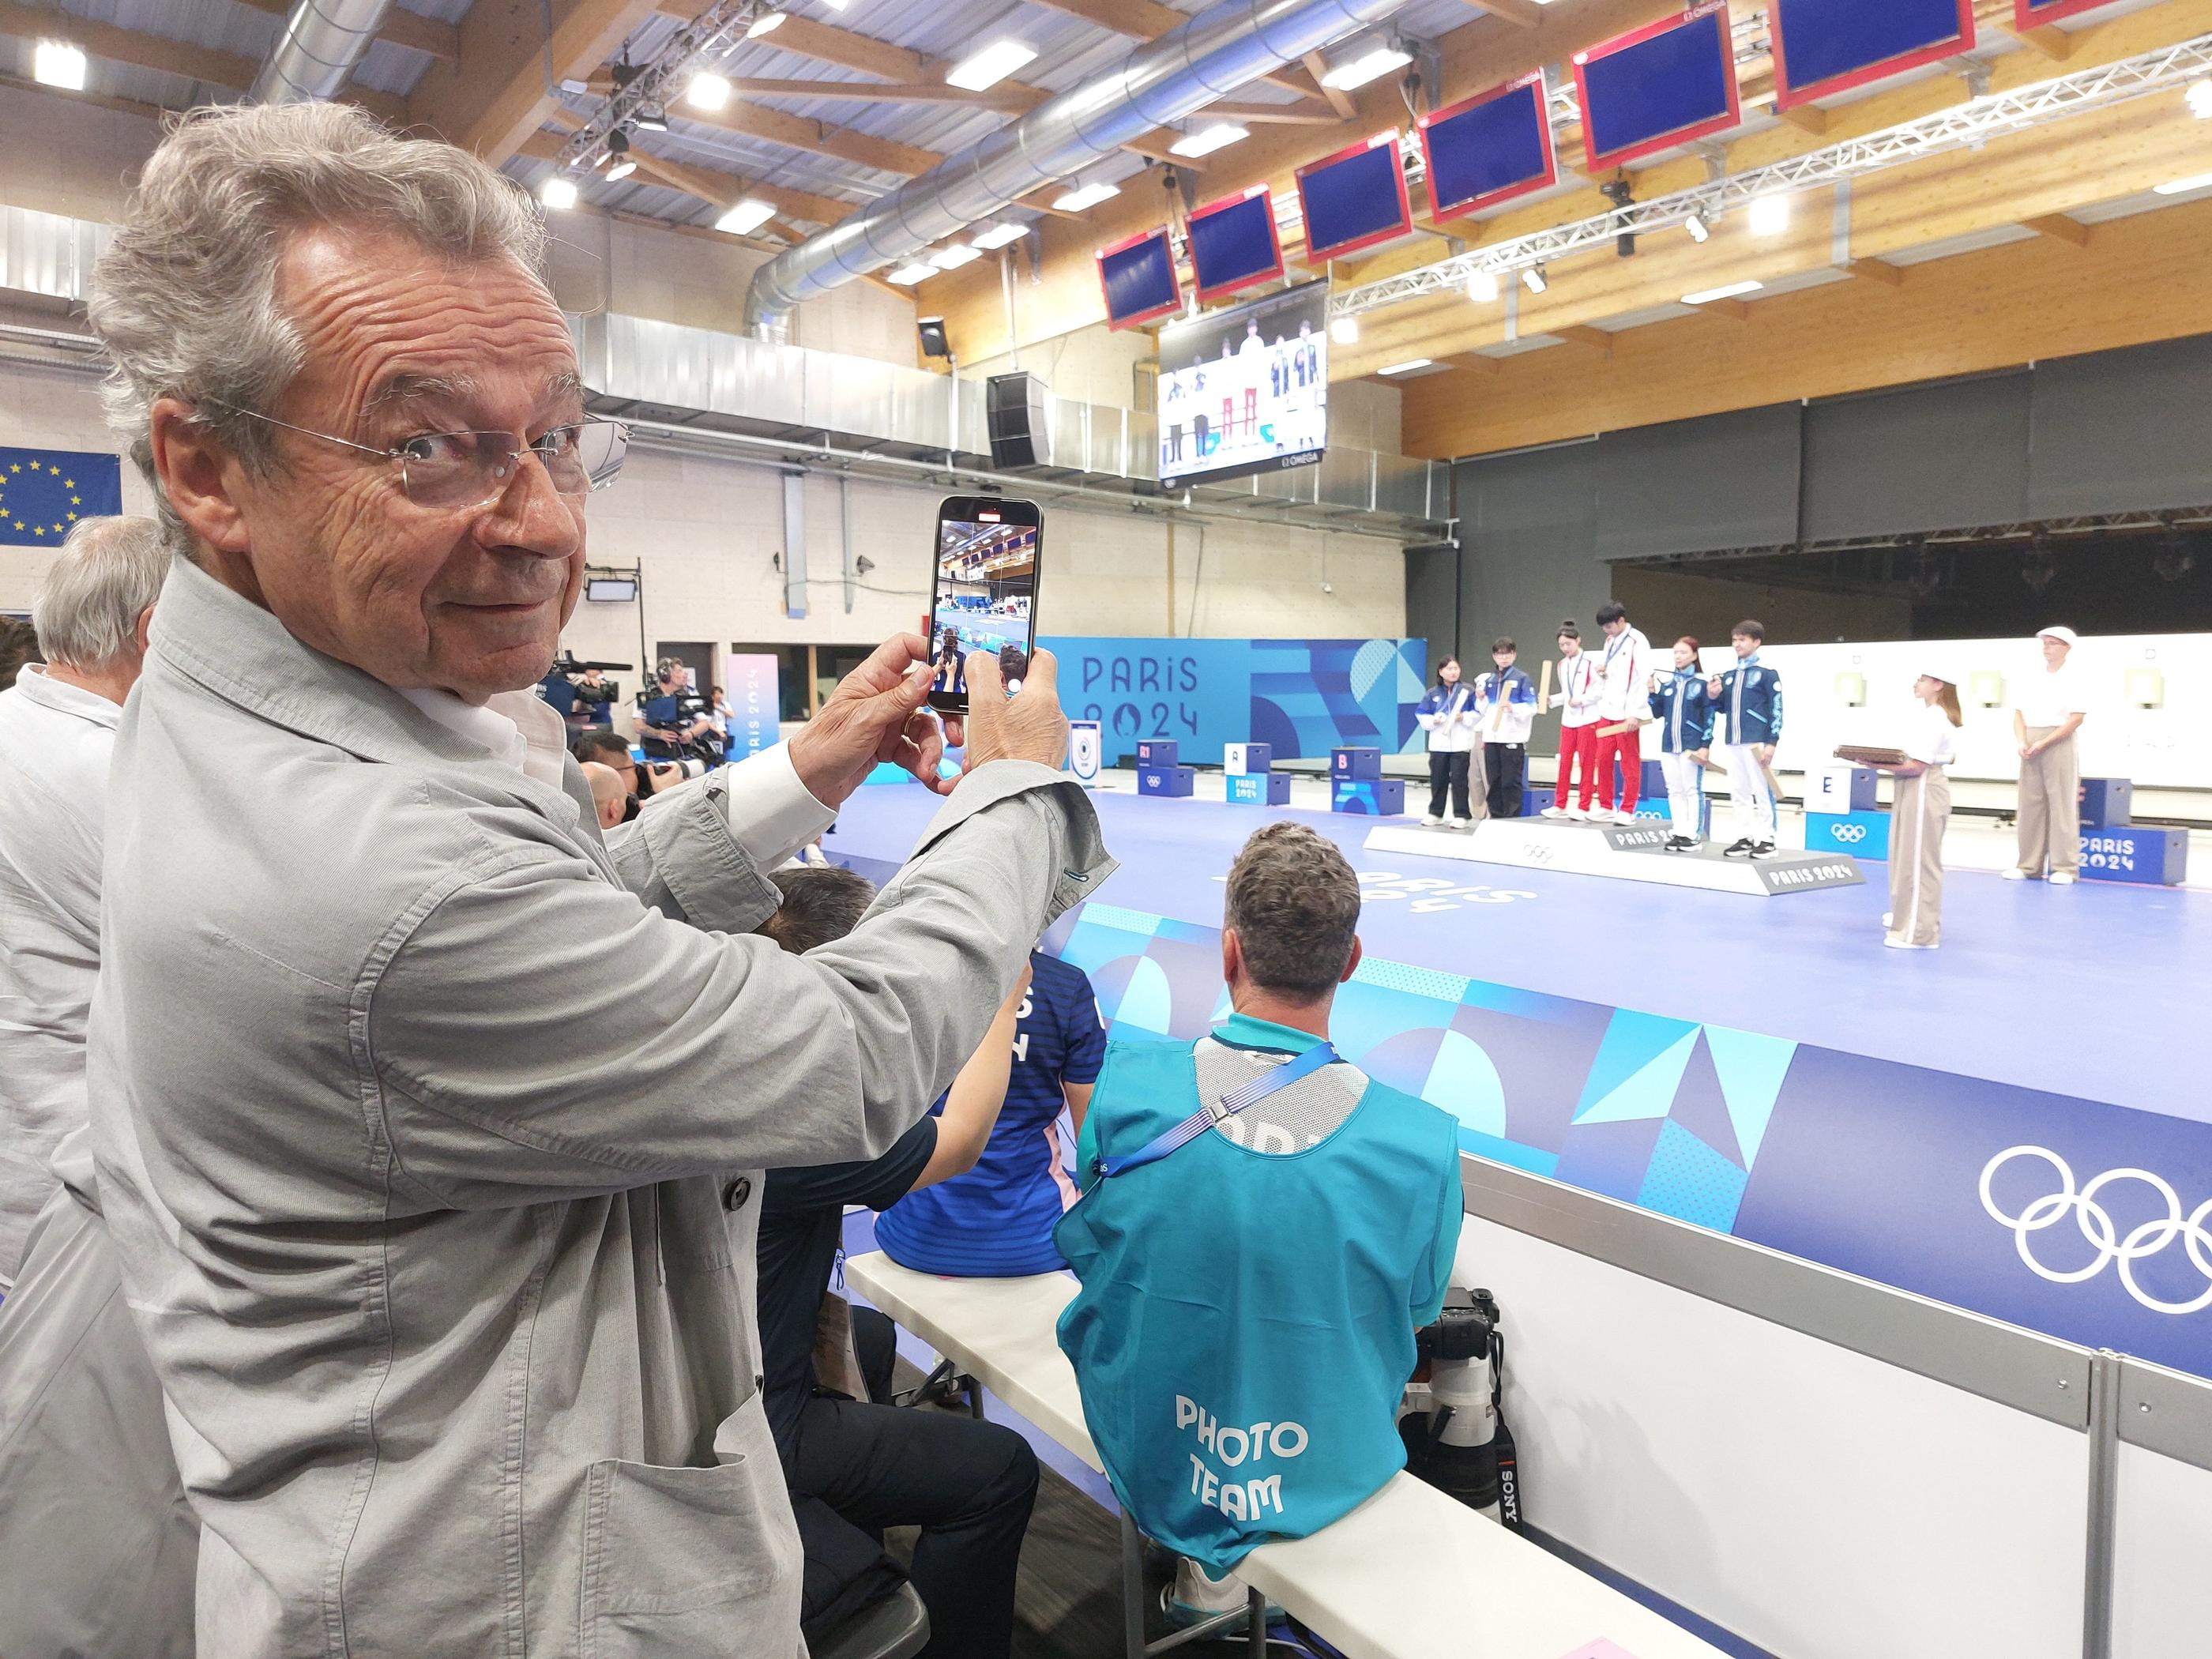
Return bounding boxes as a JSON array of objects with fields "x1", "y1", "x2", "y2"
[
  {"x1": 638, "y1": 656, "x2": 724, "y2": 767},
  {"x1": 566, "y1": 661, "x2": 615, "y2": 727},
  {"x1": 571, "y1": 728, "x2": 686, "y2": 822}
]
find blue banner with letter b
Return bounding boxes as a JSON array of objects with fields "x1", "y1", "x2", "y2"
[{"x1": 0, "y1": 447, "x2": 122, "y2": 544}]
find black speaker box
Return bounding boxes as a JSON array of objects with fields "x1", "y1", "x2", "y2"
[{"x1": 985, "y1": 371, "x2": 1048, "y2": 468}]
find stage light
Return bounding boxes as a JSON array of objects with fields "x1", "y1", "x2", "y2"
[
  {"x1": 1748, "y1": 193, "x2": 1792, "y2": 236},
  {"x1": 33, "y1": 40, "x2": 87, "y2": 91},
  {"x1": 634, "y1": 108, "x2": 669, "y2": 132},
  {"x1": 931, "y1": 244, "x2": 982, "y2": 269},
  {"x1": 602, "y1": 129, "x2": 636, "y2": 182},
  {"x1": 972, "y1": 222, "x2": 1029, "y2": 250},
  {"x1": 1378, "y1": 357, "x2": 1434, "y2": 375},
  {"x1": 946, "y1": 40, "x2": 1036, "y2": 90},
  {"x1": 2152, "y1": 170, "x2": 2212, "y2": 195},
  {"x1": 2188, "y1": 77, "x2": 2212, "y2": 118},
  {"x1": 1051, "y1": 181, "x2": 1119, "y2": 212},
  {"x1": 541, "y1": 176, "x2": 580, "y2": 211},
  {"x1": 1682, "y1": 279, "x2": 1762, "y2": 304},
  {"x1": 886, "y1": 262, "x2": 935, "y2": 286},
  {"x1": 1467, "y1": 270, "x2": 1499, "y2": 303},
  {"x1": 917, "y1": 317, "x2": 952, "y2": 359},
  {"x1": 1171, "y1": 123, "x2": 1248, "y2": 159},
  {"x1": 1684, "y1": 211, "x2": 1710, "y2": 243},
  {"x1": 1321, "y1": 43, "x2": 1412, "y2": 92},
  {"x1": 1522, "y1": 265, "x2": 1548, "y2": 294},
  {"x1": 687, "y1": 71, "x2": 732, "y2": 111},
  {"x1": 1329, "y1": 314, "x2": 1360, "y2": 344},
  {"x1": 715, "y1": 198, "x2": 777, "y2": 235},
  {"x1": 747, "y1": 11, "x2": 786, "y2": 39}
]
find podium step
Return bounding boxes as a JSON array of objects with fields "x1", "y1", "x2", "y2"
[{"x1": 1364, "y1": 818, "x2": 1865, "y2": 897}]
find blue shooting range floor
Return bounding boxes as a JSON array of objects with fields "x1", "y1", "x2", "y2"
[{"x1": 828, "y1": 784, "x2": 2209, "y2": 1128}]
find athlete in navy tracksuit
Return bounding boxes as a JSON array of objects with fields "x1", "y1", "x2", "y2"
[
  {"x1": 1706, "y1": 619, "x2": 1785, "y2": 852},
  {"x1": 1646, "y1": 635, "x2": 1716, "y2": 848}
]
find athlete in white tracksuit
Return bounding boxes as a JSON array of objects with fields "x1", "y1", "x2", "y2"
[{"x1": 1706, "y1": 621, "x2": 1784, "y2": 851}]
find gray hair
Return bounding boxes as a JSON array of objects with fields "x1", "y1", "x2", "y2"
[
  {"x1": 32, "y1": 516, "x2": 169, "y2": 668},
  {"x1": 87, "y1": 102, "x2": 549, "y2": 548},
  {"x1": 1224, "y1": 822, "x2": 1361, "y2": 1002}
]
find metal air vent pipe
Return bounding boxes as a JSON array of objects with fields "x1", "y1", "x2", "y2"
[
  {"x1": 742, "y1": 0, "x2": 1411, "y2": 338},
  {"x1": 251, "y1": 0, "x2": 397, "y2": 104}
]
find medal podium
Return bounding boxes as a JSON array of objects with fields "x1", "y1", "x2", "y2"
[{"x1": 1364, "y1": 814, "x2": 1864, "y2": 897}]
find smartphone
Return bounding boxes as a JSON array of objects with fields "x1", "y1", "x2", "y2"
[{"x1": 927, "y1": 495, "x2": 1040, "y2": 715}]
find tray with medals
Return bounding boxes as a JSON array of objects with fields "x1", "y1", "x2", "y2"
[{"x1": 1832, "y1": 745, "x2": 1907, "y2": 768}]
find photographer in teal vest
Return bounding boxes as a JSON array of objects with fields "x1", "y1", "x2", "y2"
[{"x1": 1055, "y1": 823, "x2": 1464, "y2": 1588}]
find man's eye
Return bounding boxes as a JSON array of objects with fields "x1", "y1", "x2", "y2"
[
  {"x1": 532, "y1": 425, "x2": 580, "y2": 459},
  {"x1": 399, "y1": 433, "x2": 464, "y2": 465}
]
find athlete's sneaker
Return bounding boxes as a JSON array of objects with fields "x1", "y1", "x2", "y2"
[
  {"x1": 1721, "y1": 837, "x2": 1754, "y2": 857},
  {"x1": 1665, "y1": 835, "x2": 1698, "y2": 852},
  {"x1": 1882, "y1": 912, "x2": 1894, "y2": 929},
  {"x1": 1884, "y1": 936, "x2": 1937, "y2": 950},
  {"x1": 2050, "y1": 871, "x2": 2078, "y2": 885},
  {"x1": 1615, "y1": 810, "x2": 1642, "y2": 826},
  {"x1": 2001, "y1": 867, "x2": 2031, "y2": 881},
  {"x1": 1448, "y1": 816, "x2": 1475, "y2": 830},
  {"x1": 1750, "y1": 841, "x2": 1776, "y2": 859},
  {"x1": 1421, "y1": 814, "x2": 1443, "y2": 827},
  {"x1": 1540, "y1": 806, "x2": 1569, "y2": 820}
]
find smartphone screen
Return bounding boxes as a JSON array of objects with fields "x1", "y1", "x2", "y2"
[{"x1": 927, "y1": 495, "x2": 1040, "y2": 714}]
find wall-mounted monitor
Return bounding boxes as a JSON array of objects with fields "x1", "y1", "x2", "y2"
[
  {"x1": 1097, "y1": 227, "x2": 1182, "y2": 330},
  {"x1": 1156, "y1": 280, "x2": 1328, "y2": 491},
  {"x1": 1573, "y1": 2, "x2": 1741, "y2": 173},
  {"x1": 1419, "y1": 71, "x2": 1558, "y2": 222},
  {"x1": 1296, "y1": 132, "x2": 1413, "y2": 261},
  {"x1": 1772, "y1": 0, "x2": 1974, "y2": 110},
  {"x1": 584, "y1": 575, "x2": 639, "y2": 602},
  {"x1": 1186, "y1": 186, "x2": 1284, "y2": 303}
]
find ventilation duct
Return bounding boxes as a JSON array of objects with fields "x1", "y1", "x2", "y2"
[
  {"x1": 251, "y1": 0, "x2": 397, "y2": 104},
  {"x1": 742, "y1": 0, "x2": 1413, "y2": 337}
]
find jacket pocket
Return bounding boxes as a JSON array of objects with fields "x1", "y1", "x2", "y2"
[{"x1": 579, "y1": 1452, "x2": 801, "y2": 1658}]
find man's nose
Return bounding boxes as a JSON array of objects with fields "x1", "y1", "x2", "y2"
[{"x1": 477, "y1": 446, "x2": 582, "y2": 557}]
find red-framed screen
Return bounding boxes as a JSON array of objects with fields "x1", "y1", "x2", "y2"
[
  {"x1": 1418, "y1": 71, "x2": 1559, "y2": 222},
  {"x1": 1296, "y1": 132, "x2": 1413, "y2": 261},
  {"x1": 1186, "y1": 186, "x2": 1284, "y2": 303},
  {"x1": 1772, "y1": 0, "x2": 1975, "y2": 111},
  {"x1": 1572, "y1": 2, "x2": 1742, "y2": 173},
  {"x1": 1096, "y1": 227, "x2": 1182, "y2": 331}
]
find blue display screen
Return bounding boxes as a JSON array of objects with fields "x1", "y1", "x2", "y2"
[
  {"x1": 1299, "y1": 143, "x2": 1407, "y2": 256},
  {"x1": 1581, "y1": 9, "x2": 1734, "y2": 162},
  {"x1": 1774, "y1": 0, "x2": 1965, "y2": 91},
  {"x1": 1100, "y1": 231, "x2": 1178, "y2": 325},
  {"x1": 1187, "y1": 193, "x2": 1277, "y2": 295},
  {"x1": 1425, "y1": 81, "x2": 1552, "y2": 214}
]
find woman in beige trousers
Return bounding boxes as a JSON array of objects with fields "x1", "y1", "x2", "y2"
[{"x1": 1872, "y1": 672, "x2": 1963, "y2": 950}]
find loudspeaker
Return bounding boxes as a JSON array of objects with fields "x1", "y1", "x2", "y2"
[{"x1": 985, "y1": 372, "x2": 1048, "y2": 468}]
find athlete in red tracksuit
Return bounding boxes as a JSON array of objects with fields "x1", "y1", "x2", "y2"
[
  {"x1": 1545, "y1": 622, "x2": 1604, "y2": 817},
  {"x1": 1593, "y1": 601, "x2": 1652, "y2": 822}
]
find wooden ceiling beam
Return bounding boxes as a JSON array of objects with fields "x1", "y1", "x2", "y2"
[
  {"x1": 743, "y1": 13, "x2": 927, "y2": 81},
  {"x1": 1460, "y1": 0, "x2": 1544, "y2": 25},
  {"x1": 678, "y1": 96, "x2": 944, "y2": 177},
  {"x1": 410, "y1": 0, "x2": 660, "y2": 164},
  {"x1": 2023, "y1": 213, "x2": 2094, "y2": 247},
  {"x1": 1021, "y1": 0, "x2": 1327, "y2": 101},
  {"x1": 1550, "y1": 325, "x2": 1614, "y2": 357},
  {"x1": 1303, "y1": 51, "x2": 1357, "y2": 120},
  {"x1": 1848, "y1": 258, "x2": 1906, "y2": 287},
  {"x1": 532, "y1": 112, "x2": 858, "y2": 226}
]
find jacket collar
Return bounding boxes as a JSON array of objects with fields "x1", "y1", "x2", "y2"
[
  {"x1": 1213, "y1": 1010, "x2": 1328, "y2": 1055},
  {"x1": 149, "y1": 553, "x2": 581, "y2": 813},
  {"x1": 10, "y1": 662, "x2": 122, "y2": 730}
]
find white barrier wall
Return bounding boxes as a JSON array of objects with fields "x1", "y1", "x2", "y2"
[{"x1": 1713, "y1": 633, "x2": 2211, "y2": 788}]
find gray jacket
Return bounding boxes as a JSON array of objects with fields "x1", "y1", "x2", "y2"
[{"x1": 90, "y1": 557, "x2": 1112, "y2": 1658}]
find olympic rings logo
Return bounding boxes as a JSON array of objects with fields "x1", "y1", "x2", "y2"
[
  {"x1": 1979, "y1": 1147, "x2": 2212, "y2": 1315},
  {"x1": 1829, "y1": 823, "x2": 1868, "y2": 844}
]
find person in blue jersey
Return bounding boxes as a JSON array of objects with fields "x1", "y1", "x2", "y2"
[
  {"x1": 1472, "y1": 636, "x2": 1537, "y2": 820},
  {"x1": 1055, "y1": 822, "x2": 1463, "y2": 1611},
  {"x1": 1706, "y1": 619, "x2": 1785, "y2": 857},
  {"x1": 1413, "y1": 656, "x2": 1478, "y2": 827},
  {"x1": 1647, "y1": 634, "x2": 1716, "y2": 851},
  {"x1": 875, "y1": 949, "x2": 1108, "y2": 1276}
]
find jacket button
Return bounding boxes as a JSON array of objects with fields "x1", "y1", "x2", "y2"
[{"x1": 722, "y1": 1176, "x2": 752, "y2": 1212}]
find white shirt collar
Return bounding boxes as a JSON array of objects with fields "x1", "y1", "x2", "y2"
[
  {"x1": 398, "y1": 687, "x2": 570, "y2": 789},
  {"x1": 11, "y1": 663, "x2": 122, "y2": 729}
]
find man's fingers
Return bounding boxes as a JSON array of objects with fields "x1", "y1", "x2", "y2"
[
  {"x1": 965, "y1": 649, "x2": 1002, "y2": 705},
  {"x1": 905, "y1": 708, "x2": 948, "y2": 791},
  {"x1": 1014, "y1": 647, "x2": 1057, "y2": 699},
  {"x1": 847, "y1": 633, "x2": 934, "y2": 696}
]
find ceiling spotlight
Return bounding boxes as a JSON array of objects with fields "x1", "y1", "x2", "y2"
[
  {"x1": 541, "y1": 176, "x2": 580, "y2": 212},
  {"x1": 1522, "y1": 265, "x2": 1548, "y2": 295},
  {"x1": 715, "y1": 198, "x2": 777, "y2": 235},
  {"x1": 1747, "y1": 193, "x2": 1792, "y2": 236},
  {"x1": 2152, "y1": 170, "x2": 2212, "y2": 196},
  {"x1": 2188, "y1": 77, "x2": 2212, "y2": 119},
  {"x1": 687, "y1": 71, "x2": 732, "y2": 111},
  {"x1": 1051, "y1": 181, "x2": 1119, "y2": 212},
  {"x1": 972, "y1": 222, "x2": 1030, "y2": 250},
  {"x1": 1321, "y1": 43, "x2": 1413, "y2": 92},
  {"x1": 1467, "y1": 269, "x2": 1499, "y2": 303},
  {"x1": 602, "y1": 128, "x2": 636, "y2": 182},
  {"x1": 931, "y1": 244, "x2": 983, "y2": 269},
  {"x1": 634, "y1": 107, "x2": 669, "y2": 132},
  {"x1": 1329, "y1": 314, "x2": 1360, "y2": 344},
  {"x1": 1682, "y1": 279, "x2": 1763, "y2": 305},
  {"x1": 946, "y1": 40, "x2": 1037, "y2": 91},
  {"x1": 1170, "y1": 123, "x2": 1248, "y2": 159},
  {"x1": 1685, "y1": 211, "x2": 1710, "y2": 243},
  {"x1": 1379, "y1": 357, "x2": 1434, "y2": 375},
  {"x1": 32, "y1": 40, "x2": 87, "y2": 91},
  {"x1": 747, "y1": 10, "x2": 787, "y2": 39},
  {"x1": 886, "y1": 262, "x2": 935, "y2": 286}
]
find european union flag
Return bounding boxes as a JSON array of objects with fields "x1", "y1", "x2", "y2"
[{"x1": 0, "y1": 446, "x2": 122, "y2": 547}]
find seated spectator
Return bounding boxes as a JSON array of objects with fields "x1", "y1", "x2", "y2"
[
  {"x1": 570, "y1": 727, "x2": 684, "y2": 818},
  {"x1": 579, "y1": 760, "x2": 627, "y2": 830},
  {"x1": 1055, "y1": 822, "x2": 1463, "y2": 1597},
  {"x1": 0, "y1": 614, "x2": 37, "y2": 690},
  {"x1": 874, "y1": 947, "x2": 1104, "y2": 1277},
  {"x1": 755, "y1": 867, "x2": 1042, "y2": 1659}
]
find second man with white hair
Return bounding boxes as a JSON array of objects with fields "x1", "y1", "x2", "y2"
[{"x1": 2010, "y1": 625, "x2": 2086, "y2": 884}]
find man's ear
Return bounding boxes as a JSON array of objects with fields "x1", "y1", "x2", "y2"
[
  {"x1": 1339, "y1": 935, "x2": 1364, "y2": 986},
  {"x1": 1221, "y1": 927, "x2": 1243, "y2": 988},
  {"x1": 149, "y1": 398, "x2": 253, "y2": 563},
  {"x1": 133, "y1": 604, "x2": 156, "y2": 658}
]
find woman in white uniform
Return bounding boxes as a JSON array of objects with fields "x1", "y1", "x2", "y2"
[{"x1": 1868, "y1": 669, "x2": 1962, "y2": 950}]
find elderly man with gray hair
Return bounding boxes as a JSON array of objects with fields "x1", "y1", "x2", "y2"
[{"x1": 82, "y1": 101, "x2": 1104, "y2": 1659}]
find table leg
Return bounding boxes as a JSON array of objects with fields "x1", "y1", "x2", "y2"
[
  {"x1": 1120, "y1": 1510, "x2": 1147, "y2": 1659},
  {"x1": 964, "y1": 1374, "x2": 984, "y2": 1420},
  {"x1": 1247, "y1": 1586, "x2": 1266, "y2": 1657}
]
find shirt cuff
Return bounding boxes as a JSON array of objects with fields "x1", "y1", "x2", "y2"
[{"x1": 723, "y1": 743, "x2": 836, "y2": 869}]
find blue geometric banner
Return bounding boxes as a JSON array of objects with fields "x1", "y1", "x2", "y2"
[
  {"x1": 1040, "y1": 635, "x2": 1427, "y2": 766},
  {"x1": 0, "y1": 446, "x2": 122, "y2": 545}
]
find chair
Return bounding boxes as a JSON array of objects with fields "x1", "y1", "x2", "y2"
[{"x1": 811, "y1": 1582, "x2": 930, "y2": 1659}]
